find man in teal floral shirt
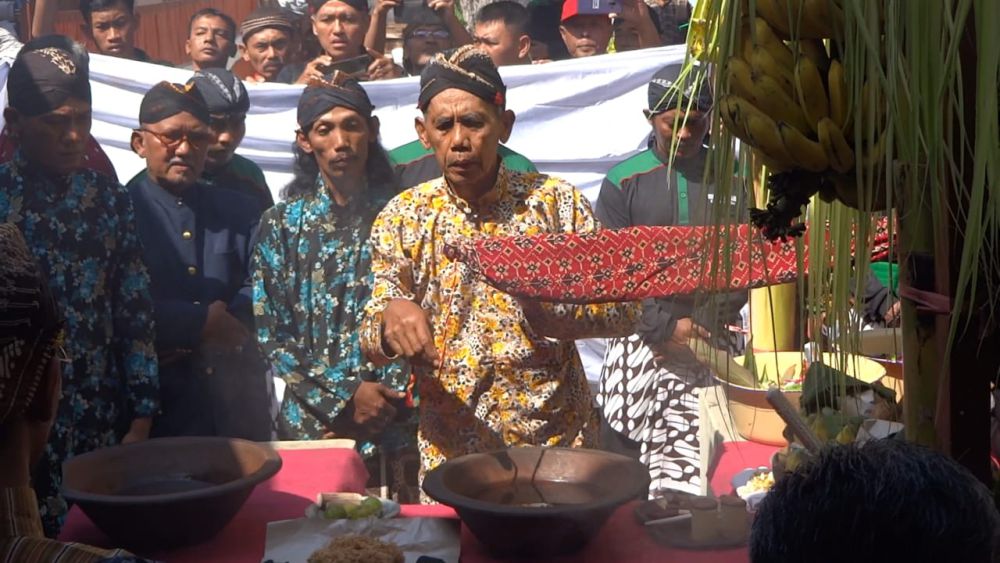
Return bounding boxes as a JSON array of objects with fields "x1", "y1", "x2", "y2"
[
  {"x1": 0, "y1": 36, "x2": 159, "y2": 536},
  {"x1": 252, "y1": 75, "x2": 415, "y2": 499}
]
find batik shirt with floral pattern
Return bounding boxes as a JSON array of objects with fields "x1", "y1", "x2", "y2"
[
  {"x1": 253, "y1": 180, "x2": 409, "y2": 456},
  {"x1": 360, "y1": 165, "x2": 640, "y2": 478},
  {"x1": 0, "y1": 151, "x2": 159, "y2": 533}
]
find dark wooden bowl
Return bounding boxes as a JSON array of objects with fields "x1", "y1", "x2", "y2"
[
  {"x1": 61, "y1": 436, "x2": 281, "y2": 551},
  {"x1": 422, "y1": 447, "x2": 649, "y2": 558}
]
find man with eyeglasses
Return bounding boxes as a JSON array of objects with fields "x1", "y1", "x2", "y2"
[
  {"x1": 401, "y1": 20, "x2": 451, "y2": 75},
  {"x1": 129, "y1": 68, "x2": 273, "y2": 210},
  {"x1": 0, "y1": 35, "x2": 159, "y2": 537},
  {"x1": 128, "y1": 80, "x2": 272, "y2": 441}
]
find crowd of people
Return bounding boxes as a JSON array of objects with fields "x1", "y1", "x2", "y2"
[{"x1": 0, "y1": 1, "x2": 994, "y2": 562}]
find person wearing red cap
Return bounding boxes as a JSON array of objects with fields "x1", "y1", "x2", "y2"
[{"x1": 559, "y1": 0, "x2": 614, "y2": 57}]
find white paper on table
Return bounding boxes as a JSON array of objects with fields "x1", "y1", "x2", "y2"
[{"x1": 262, "y1": 517, "x2": 460, "y2": 563}]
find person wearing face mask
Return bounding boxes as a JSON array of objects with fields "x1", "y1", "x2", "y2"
[
  {"x1": 129, "y1": 68, "x2": 273, "y2": 211},
  {"x1": 128, "y1": 80, "x2": 271, "y2": 441}
]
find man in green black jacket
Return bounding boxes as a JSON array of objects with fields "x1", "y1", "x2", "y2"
[{"x1": 595, "y1": 63, "x2": 747, "y2": 497}]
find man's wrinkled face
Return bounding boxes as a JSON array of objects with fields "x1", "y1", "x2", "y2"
[
  {"x1": 205, "y1": 113, "x2": 247, "y2": 172},
  {"x1": 186, "y1": 15, "x2": 235, "y2": 69},
  {"x1": 5, "y1": 98, "x2": 92, "y2": 177},
  {"x1": 415, "y1": 88, "x2": 515, "y2": 194},
  {"x1": 404, "y1": 25, "x2": 452, "y2": 70},
  {"x1": 84, "y1": 5, "x2": 139, "y2": 59},
  {"x1": 298, "y1": 106, "x2": 373, "y2": 185},
  {"x1": 473, "y1": 20, "x2": 529, "y2": 66},
  {"x1": 651, "y1": 108, "x2": 709, "y2": 160},
  {"x1": 312, "y1": 1, "x2": 368, "y2": 61},
  {"x1": 242, "y1": 27, "x2": 295, "y2": 81},
  {"x1": 560, "y1": 14, "x2": 612, "y2": 58},
  {"x1": 133, "y1": 111, "x2": 213, "y2": 191}
]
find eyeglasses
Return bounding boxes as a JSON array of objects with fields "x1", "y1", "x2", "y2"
[
  {"x1": 137, "y1": 128, "x2": 214, "y2": 151},
  {"x1": 410, "y1": 29, "x2": 450, "y2": 39}
]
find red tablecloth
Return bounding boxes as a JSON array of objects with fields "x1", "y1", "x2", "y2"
[{"x1": 61, "y1": 441, "x2": 778, "y2": 562}]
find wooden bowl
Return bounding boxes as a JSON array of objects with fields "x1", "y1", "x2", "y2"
[
  {"x1": 61, "y1": 436, "x2": 281, "y2": 551},
  {"x1": 715, "y1": 352, "x2": 886, "y2": 446},
  {"x1": 423, "y1": 447, "x2": 649, "y2": 558}
]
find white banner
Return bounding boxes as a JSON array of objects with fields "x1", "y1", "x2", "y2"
[{"x1": 86, "y1": 45, "x2": 686, "y2": 202}]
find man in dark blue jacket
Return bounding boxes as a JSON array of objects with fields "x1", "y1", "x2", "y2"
[{"x1": 128, "y1": 80, "x2": 271, "y2": 440}]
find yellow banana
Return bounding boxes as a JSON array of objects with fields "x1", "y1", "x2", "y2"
[
  {"x1": 794, "y1": 56, "x2": 829, "y2": 132},
  {"x1": 750, "y1": 46, "x2": 795, "y2": 96},
  {"x1": 719, "y1": 95, "x2": 754, "y2": 142},
  {"x1": 756, "y1": 0, "x2": 842, "y2": 39},
  {"x1": 779, "y1": 123, "x2": 829, "y2": 172},
  {"x1": 747, "y1": 112, "x2": 796, "y2": 165},
  {"x1": 751, "y1": 73, "x2": 813, "y2": 133},
  {"x1": 797, "y1": 39, "x2": 830, "y2": 74},
  {"x1": 800, "y1": 0, "x2": 844, "y2": 39},
  {"x1": 720, "y1": 95, "x2": 796, "y2": 167},
  {"x1": 753, "y1": 17, "x2": 795, "y2": 69},
  {"x1": 817, "y1": 117, "x2": 855, "y2": 173},
  {"x1": 827, "y1": 59, "x2": 850, "y2": 135},
  {"x1": 726, "y1": 57, "x2": 757, "y2": 103},
  {"x1": 755, "y1": 0, "x2": 793, "y2": 38}
]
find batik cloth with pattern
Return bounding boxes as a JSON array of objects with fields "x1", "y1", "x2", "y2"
[
  {"x1": 252, "y1": 177, "x2": 412, "y2": 458},
  {"x1": 0, "y1": 151, "x2": 159, "y2": 537},
  {"x1": 0, "y1": 488, "x2": 155, "y2": 562},
  {"x1": 446, "y1": 220, "x2": 893, "y2": 303},
  {"x1": 360, "y1": 165, "x2": 640, "y2": 485}
]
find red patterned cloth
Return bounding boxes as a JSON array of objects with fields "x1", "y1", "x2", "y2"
[{"x1": 447, "y1": 220, "x2": 892, "y2": 304}]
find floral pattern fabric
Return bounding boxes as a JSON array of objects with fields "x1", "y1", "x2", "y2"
[
  {"x1": 0, "y1": 152, "x2": 159, "y2": 535},
  {"x1": 252, "y1": 180, "x2": 409, "y2": 456},
  {"x1": 360, "y1": 166, "x2": 640, "y2": 479}
]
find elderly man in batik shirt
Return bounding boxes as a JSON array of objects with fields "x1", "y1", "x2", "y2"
[
  {"x1": 253, "y1": 75, "x2": 414, "y2": 498},
  {"x1": 360, "y1": 46, "x2": 639, "y2": 482},
  {"x1": 0, "y1": 36, "x2": 158, "y2": 536}
]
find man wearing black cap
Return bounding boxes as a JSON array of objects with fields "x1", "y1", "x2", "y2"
[
  {"x1": 276, "y1": 0, "x2": 400, "y2": 84},
  {"x1": 240, "y1": 5, "x2": 300, "y2": 83},
  {"x1": 129, "y1": 68, "x2": 273, "y2": 211},
  {"x1": 129, "y1": 80, "x2": 271, "y2": 441},
  {"x1": 360, "y1": 46, "x2": 639, "y2": 482},
  {"x1": 0, "y1": 225, "x2": 148, "y2": 561},
  {"x1": 253, "y1": 74, "x2": 415, "y2": 498},
  {"x1": 595, "y1": 63, "x2": 746, "y2": 496},
  {"x1": 0, "y1": 36, "x2": 160, "y2": 537}
]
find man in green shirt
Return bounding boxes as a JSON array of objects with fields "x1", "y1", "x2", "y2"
[{"x1": 129, "y1": 69, "x2": 273, "y2": 210}]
